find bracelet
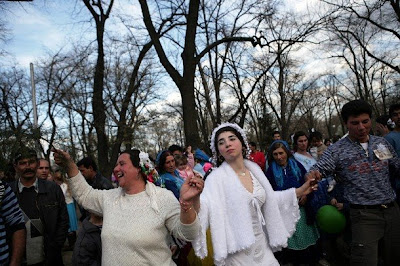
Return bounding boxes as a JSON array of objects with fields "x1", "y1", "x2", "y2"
[{"x1": 179, "y1": 199, "x2": 193, "y2": 213}]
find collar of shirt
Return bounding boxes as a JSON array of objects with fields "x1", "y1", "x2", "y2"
[{"x1": 18, "y1": 178, "x2": 39, "y2": 193}]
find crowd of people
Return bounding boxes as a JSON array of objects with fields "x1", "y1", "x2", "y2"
[{"x1": 0, "y1": 99, "x2": 399, "y2": 266}]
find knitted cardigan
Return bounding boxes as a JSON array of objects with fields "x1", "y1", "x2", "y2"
[{"x1": 192, "y1": 160, "x2": 300, "y2": 265}]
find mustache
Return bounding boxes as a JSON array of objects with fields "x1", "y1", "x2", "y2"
[{"x1": 23, "y1": 169, "x2": 35, "y2": 174}]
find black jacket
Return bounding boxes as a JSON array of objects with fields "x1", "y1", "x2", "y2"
[
  {"x1": 72, "y1": 217, "x2": 102, "y2": 266},
  {"x1": 11, "y1": 178, "x2": 69, "y2": 266},
  {"x1": 88, "y1": 173, "x2": 114, "y2": 190}
]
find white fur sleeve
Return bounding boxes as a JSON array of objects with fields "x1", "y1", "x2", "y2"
[
  {"x1": 272, "y1": 188, "x2": 300, "y2": 248},
  {"x1": 192, "y1": 197, "x2": 210, "y2": 259}
]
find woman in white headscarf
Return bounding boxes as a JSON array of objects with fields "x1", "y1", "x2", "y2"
[{"x1": 192, "y1": 123, "x2": 319, "y2": 266}]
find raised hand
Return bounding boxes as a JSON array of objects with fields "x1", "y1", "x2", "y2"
[
  {"x1": 51, "y1": 148, "x2": 79, "y2": 177},
  {"x1": 296, "y1": 177, "x2": 318, "y2": 198},
  {"x1": 180, "y1": 176, "x2": 204, "y2": 203},
  {"x1": 306, "y1": 170, "x2": 322, "y2": 185}
]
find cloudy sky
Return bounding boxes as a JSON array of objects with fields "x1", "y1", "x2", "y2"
[
  {"x1": 2, "y1": 1, "x2": 74, "y2": 67},
  {"x1": 1, "y1": 0, "x2": 140, "y2": 67},
  {"x1": 2, "y1": 0, "x2": 319, "y2": 66},
  {"x1": 1, "y1": 0, "x2": 327, "y2": 104}
]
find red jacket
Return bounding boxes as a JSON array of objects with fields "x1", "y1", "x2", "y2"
[{"x1": 250, "y1": 151, "x2": 266, "y2": 171}]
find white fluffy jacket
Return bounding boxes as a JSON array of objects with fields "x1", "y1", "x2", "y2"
[{"x1": 192, "y1": 160, "x2": 300, "y2": 265}]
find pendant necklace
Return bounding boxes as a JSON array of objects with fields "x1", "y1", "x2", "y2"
[{"x1": 237, "y1": 170, "x2": 246, "y2": 176}]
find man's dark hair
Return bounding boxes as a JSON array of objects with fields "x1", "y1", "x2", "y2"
[
  {"x1": 273, "y1": 130, "x2": 281, "y2": 136},
  {"x1": 168, "y1": 144, "x2": 183, "y2": 154},
  {"x1": 341, "y1": 99, "x2": 372, "y2": 123},
  {"x1": 309, "y1": 131, "x2": 323, "y2": 142},
  {"x1": 376, "y1": 114, "x2": 391, "y2": 126},
  {"x1": 77, "y1": 157, "x2": 98, "y2": 172},
  {"x1": 389, "y1": 103, "x2": 400, "y2": 117},
  {"x1": 249, "y1": 141, "x2": 257, "y2": 148},
  {"x1": 13, "y1": 147, "x2": 37, "y2": 164}
]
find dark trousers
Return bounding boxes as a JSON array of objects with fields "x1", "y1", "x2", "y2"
[{"x1": 350, "y1": 203, "x2": 400, "y2": 266}]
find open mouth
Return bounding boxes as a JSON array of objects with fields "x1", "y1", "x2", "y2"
[{"x1": 116, "y1": 173, "x2": 124, "y2": 179}]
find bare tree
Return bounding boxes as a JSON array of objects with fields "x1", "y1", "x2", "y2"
[
  {"x1": 35, "y1": 47, "x2": 91, "y2": 160},
  {"x1": 0, "y1": 66, "x2": 35, "y2": 161},
  {"x1": 81, "y1": 0, "x2": 115, "y2": 174},
  {"x1": 324, "y1": 8, "x2": 399, "y2": 117},
  {"x1": 138, "y1": 0, "x2": 264, "y2": 148},
  {"x1": 322, "y1": 0, "x2": 400, "y2": 74}
]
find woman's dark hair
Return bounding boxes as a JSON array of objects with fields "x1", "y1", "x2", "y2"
[
  {"x1": 267, "y1": 141, "x2": 292, "y2": 163},
  {"x1": 157, "y1": 150, "x2": 174, "y2": 174},
  {"x1": 214, "y1": 126, "x2": 246, "y2": 166},
  {"x1": 293, "y1": 131, "x2": 308, "y2": 152},
  {"x1": 168, "y1": 144, "x2": 183, "y2": 154},
  {"x1": 341, "y1": 99, "x2": 372, "y2": 123},
  {"x1": 120, "y1": 149, "x2": 146, "y2": 182}
]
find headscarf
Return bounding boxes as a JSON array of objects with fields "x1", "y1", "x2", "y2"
[
  {"x1": 268, "y1": 140, "x2": 302, "y2": 188},
  {"x1": 209, "y1": 122, "x2": 251, "y2": 165}
]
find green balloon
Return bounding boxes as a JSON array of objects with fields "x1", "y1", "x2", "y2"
[{"x1": 316, "y1": 205, "x2": 346, "y2": 234}]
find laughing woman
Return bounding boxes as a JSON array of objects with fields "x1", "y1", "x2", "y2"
[
  {"x1": 192, "y1": 123, "x2": 319, "y2": 266},
  {"x1": 53, "y1": 149, "x2": 204, "y2": 266}
]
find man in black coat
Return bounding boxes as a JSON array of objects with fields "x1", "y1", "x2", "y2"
[
  {"x1": 11, "y1": 147, "x2": 68, "y2": 266},
  {"x1": 76, "y1": 157, "x2": 114, "y2": 221}
]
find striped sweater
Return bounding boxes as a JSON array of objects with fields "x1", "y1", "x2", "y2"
[
  {"x1": 310, "y1": 135, "x2": 400, "y2": 205},
  {"x1": 0, "y1": 181, "x2": 25, "y2": 265}
]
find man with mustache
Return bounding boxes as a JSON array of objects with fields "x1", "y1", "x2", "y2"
[{"x1": 11, "y1": 147, "x2": 68, "y2": 266}]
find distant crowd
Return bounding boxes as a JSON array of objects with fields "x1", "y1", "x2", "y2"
[{"x1": 0, "y1": 100, "x2": 399, "y2": 266}]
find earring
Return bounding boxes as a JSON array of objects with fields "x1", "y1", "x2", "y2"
[{"x1": 218, "y1": 155, "x2": 224, "y2": 162}]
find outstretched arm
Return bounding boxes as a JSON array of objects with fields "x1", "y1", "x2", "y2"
[{"x1": 53, "y1": 149, "x2": 105, "y2": 216}]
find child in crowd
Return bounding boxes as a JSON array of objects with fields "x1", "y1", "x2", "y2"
[
  {"x1": 72, "y1": 180, "x2": 114, "y2": 265},
  {"x1": 175, "y1": 154, "x2": 195, "y2": 180},
  {"x1": 309, "y1": 131, "x2": 328, "y2": 160},
  {"x1": 53, "y1": 166, "x2": 78, "y2": 251},
  {"x1": 193, "y1": 148, "x2": 213, "y2": 177}
]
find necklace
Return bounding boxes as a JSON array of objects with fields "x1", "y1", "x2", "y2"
[{"x1": 236, "y1": 170, "x2": 246, "y2": 176}]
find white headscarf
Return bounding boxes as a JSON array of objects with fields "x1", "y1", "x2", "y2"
[{"x1": 209, "y1": 122, "x2": 251, "y2": 165}]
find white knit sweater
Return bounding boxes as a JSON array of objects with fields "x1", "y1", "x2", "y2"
[{"x1": 68, "y1": 173, "x2": 200, "y2": 265}]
